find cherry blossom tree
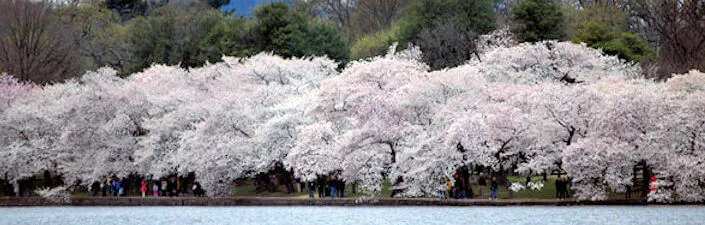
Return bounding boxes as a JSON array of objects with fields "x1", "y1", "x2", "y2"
[
  {"x1": 0, "y1": 69, "x2": 145, "y2": 186},
  {"x1": 0, "y1": 81, "x2": 68, "y2": 182},
  {"x1": 464, "y1": 41, "x2": 640, "y2": 84},
  {"x1": 0, "y1": 75, "x2": 37, "y2": 180},
  {"x1": 303, "y1": 45, "x2": 429, "y2": 194},
  {"x1": 3, "y1": 32, "x2": 705, "y2": 201},
  {"x1": 134, "y1": 53, "x2": 338, "y2": 195},
  {"x1": 650, "y1": 72, "x2": 705, "y2": 202},
  {"x1": 389, "y1": 71, "x2": 485, "y2": 197},
  {"x1": 0, "y1": 74, "x2": 36, "y2": 113},
  {"x1": 284, "y1": 121, "x2": 342, "y2": 181}
]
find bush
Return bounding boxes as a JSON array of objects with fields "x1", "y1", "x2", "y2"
[
  {"x1": 351, "y1": 28, "x2": 398, "y2": 60},
  {"x1": 574, "y1": 22, "x2": 654, "y2": 63}
]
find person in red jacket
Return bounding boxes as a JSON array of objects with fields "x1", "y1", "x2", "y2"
[
  {"x1": 140, "y1": 180, "x2": 148, "y2": 198},
  {"x1": 649, "y1": 176, "x2": 658, "y2": 193}
]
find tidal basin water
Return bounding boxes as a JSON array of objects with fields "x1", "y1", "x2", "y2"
[{"x1": 1, "y1": 206, "x2": 704, "y2": 225}]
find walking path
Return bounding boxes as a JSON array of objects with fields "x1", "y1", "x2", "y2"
[{"x1": 0, "y1": 197, "x2": 670, "y2": 207}]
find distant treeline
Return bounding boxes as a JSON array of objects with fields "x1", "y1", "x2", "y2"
[{"x1": 0, "y1": 0, "x2": 703, "y2": 84}]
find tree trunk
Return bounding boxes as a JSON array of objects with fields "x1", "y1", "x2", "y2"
[{"x1": 641, "y1": 164, "x2": 650, "y2": 198}]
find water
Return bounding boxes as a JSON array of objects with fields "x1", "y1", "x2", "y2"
[{"x1": 0, "y1": 206, "x2": 703, "y2": 225}]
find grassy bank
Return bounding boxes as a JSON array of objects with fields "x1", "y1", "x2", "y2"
[{"x1": 1, "y1": 175, "x2": 640, "y2": 200}]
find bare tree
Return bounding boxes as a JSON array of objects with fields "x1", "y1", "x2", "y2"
[
  {"x1": 57, "y1": 4, "x2": 135, "y2": 75},
  {"x1": 416, "y1": 19, "x2": 478, "y2": 70},
  {"x1": 0, "y1": 0, "x2": 83, "y2": 84},
  {"x1": 320, "y1": 0, "x2": 357, "y2": 27},
  {"x1": 354, "y1": 0, "x2": 408, "y2": 33},
  {"x1": 630, "y1": 0, "x2": 705, "y2": 78}
]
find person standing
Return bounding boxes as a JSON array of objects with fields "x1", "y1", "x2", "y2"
[
  {"x1": 160, "y1": 179, "x2": 167, "y2": 197},
  {"x1": 446, "y1": 179, "x2": 453, "y2": 199},
  {"x1": 649, "y1": 175, "x2": 658, "y2": 194},
  {"x1": 437, "y1": 180, "x2": 446, "y2": 199},
  {"x1": 489, "y1": 177, "x2": 498, "y2": 200},
  {"x1": 465, "y1": 175, "x2": 474, "y2": 199},
  {"x1": 153, "y1": 183, "x2": 159, "y2": 197},
  {"x1": 12, "y1": 180, "x2": 19, "y2": 197},
  {"x1": 556, "y1": 175, "x2": 566, "y2": 199},
  {"x1": 91, "y1": 181, "x2": 100, "y2": 196},
  {"x1": 330, "y1": 177, "x2": 337, "y2": 199},
  {"x1": 100, "y1": 179, "x2": 106, "y2": 197},
  {"x1": 452, "y1": 173, "x2": 461, "y2": 198},
  {"x1": 176, "y1": 178, "x2": 182, "y2": 197},
  {"x1": 307, "y1": 180, "x2": 315, "y2": 198},
  {"x1": 562, "y1": 177, "x2": 570, "y2": 199},
  {"x1": 192, "y1": 182, "x2": 198, "y2": 197},
  {"x1": 478, "y1": 172, "x2": 487, "y2": 198},
  {"x1": 180, "y1": 177, "x2": 188, "y2": 195},
  {"x1": 338, "y1": 179, "x2": 345, "y2": 198},
  {"x1": 169, "y1": 177, "x2": 176, "y2": 197},
  {"x1": 193, "y1": 182, "x2": 204, "y2": 197},
  {"x1": 107, "y1": 177, "x2": 114, "y2": 196},
  {"x1": 317, "y1": 177, "x2": 326, "y2": 198},
  {"x1": 27, "y1": 176, "x2": 34, "y2": 197},
  {"x1": 141, "y1": 180, "x2": 148, "y2": 198},
  {"x1": 115, "y1": 179, "x2": 123, "y2": 197}
]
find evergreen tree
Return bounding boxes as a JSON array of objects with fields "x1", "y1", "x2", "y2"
[
  {"x1": 511, "y1": 0, "x2": 565, "y2": 43},
  {"x1": 395, "y1": 0, "x2": 496, "y2": 69},
  {"x1": 125, "y1": 3, "x2": 222, "y2": 74},
  {"x1": 574, "y1": 22, "x2": 654, "y2": 63}
]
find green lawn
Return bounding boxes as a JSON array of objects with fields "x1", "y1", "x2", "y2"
[
  {"x1": 54, "y1": 175, "x2": 643, "y2": 199},
  {"x1": 229, "y1": 175, "x2": 565, "y2": 199}
]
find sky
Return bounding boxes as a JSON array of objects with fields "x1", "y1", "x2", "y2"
[{"x1": 220, "y1": 0, "x2": 287, "y2": 17}]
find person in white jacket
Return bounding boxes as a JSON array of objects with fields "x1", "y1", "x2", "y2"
[
  {"x1": 437, "y1": 180, "x2": 446, "y2": 199},
  {"x1": 12, "y1": 180, "x2": 19, "y2": 197}
]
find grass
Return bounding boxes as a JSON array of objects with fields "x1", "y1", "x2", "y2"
[
  {"x1": 230, "y1": 175, "x2": 563, "y2": 199},
  {"x1": 503, "y1": 175, "x2": 559, "y2": 199},
  {"x1": 17, "y1": 175, "x2": 644, "y2": 200}
]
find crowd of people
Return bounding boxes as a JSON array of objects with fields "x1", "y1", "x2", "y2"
[
  {"x1": 87, "y1": 174, "x2": 206, "y2": 198},
  {"x1": 554, "y1": 175, "x2": 570, "y2": 199},
  {"x1": 0, "y1": 171, "x2": 583, "y2": 200},
  {"x1": 434, "y1": 172, "x2": 572, "y2": 200},
  {"x1": 306, "y1": 176, "x2": 346, "y2": 199},
  {"x1": 436, "y1": 173, "x2": 499, "y2": 200}
]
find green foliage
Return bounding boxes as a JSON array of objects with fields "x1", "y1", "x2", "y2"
[
  {"x1": 397, "y1": 0, "x2": 496, "y2": 44},
  {"x1": 93, "y1": 23, "x2": 133, "y2": 76},
  {"x1": 200, "y1": 17, "x2": 255, "y2": 63},
  {"x1": 563, "y1": 4, "x2": 652, "y2": 63},
  {"x1": 575, "y1": 22, "x2": 614, "y2": 45},
  {"x1": 57, "y1": 5, "x2": 122, "y2": 73},
  {"x1": 563, "y1": 3, "x2": 628, "y2": 41},
  {"x1": 511, "y1": 0, "x2": 566, "y2": 43},
  {"x1": 254, "y1": 3, "x2": 349, "y2": 61},
  {"x1": 201, "y1": 3, "x2": 349, "y2": 63},
  {"x1": 204, "y1": 0, "x2": 231, "y2": 9},
  {"x1": 304, "y1": 19, "x2": 350, "y2": 62},
  {"x1": 351, "y1": 28, "x2": 398, "y2": 60},
  {"x1": 617, "y1": 32, "x2": 655, "y2": 62},
  {"x1": 124, "y1": 4, "x2": 223, "y2": 74},
  {"x1": 104, "y1": 0, "x2": 146, "y2": 21},
  {"x1": 574, "y1": 22, "x2": 654, "y2": 63},
  {"x1": 395, "y1": 0, "x2": 496, "y2": 69},
  {"x1": 253, "y1": 3, "x2": 308, "y2": 58}
]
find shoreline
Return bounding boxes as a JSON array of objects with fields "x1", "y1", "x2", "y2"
[{"x1": 2, "y1": 197, "x2": 700, "y2": 207}]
